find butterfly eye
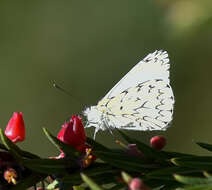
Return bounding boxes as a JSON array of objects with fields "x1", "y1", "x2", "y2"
[{"x1": 120, "y1": 106, "x2": 123, "y2": 110}]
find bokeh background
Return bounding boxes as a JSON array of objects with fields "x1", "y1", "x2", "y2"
[{"x1": 0, "y1": 0, "x2": 212, "y2": 157}]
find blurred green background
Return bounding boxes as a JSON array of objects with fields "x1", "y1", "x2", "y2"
[{"x1": 0, "y1": 0, "x2": 212, "y2": 157}]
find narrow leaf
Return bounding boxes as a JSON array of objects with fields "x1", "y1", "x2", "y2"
[
  {"x1": 47, "y1": 179, "x2": 60, "y2": 190},
  {"x1": 147, "y1": 167, "x2": 202, "y2": 178},
  {"x1": 171, "y1": 156, "x2": 212, "y2": 170},
  {"x1": 43, "y1": 128, "x2": 80, "y2": 158},
  {"x1": 0, "y1": 128, "x2": 22, "y2": 161},
  {"x1": 117, "y1": 130, "x2": 167, "y2": 160},
  {"x1": 62, "y1": 163, "x2": 118, "y2": 184},
  {"x1": 73, "y1": 186, "x2": 86, "y2": 190},
  {"x1": 0, "y1": 143, "x2": 8, "y2": 151},
  {"x1": 86, "y1": 137, "x2": 109, "y2": 151},
  {"x1": 181, "y1": 184, "x2": 212, "y2": 190},
  {"x1": 196, "y1": 142, "x2": 212, "y2": 152},
  {"x1": 203, "y1": 171, "x2": 212, "y2": 178},
  {"x1": 110, "y1": 183, "x2": 125, "y2": 190},
  {"x1": 162, "y1": 151, "x2": 196, "y2": 159},
  {"x1": 81, "y1": 173, "x2": 104, "y2": 190},
  {"x1": 121, "y1": 171, "x2": 132, "y2": 184},
  {"x1": 174, "y1": 174, "x2": 212, "y2": 185},
  {"x1": 22, "y1": 157, "x2": 76, "y2": 174},
  {"x1": 10, "y1": 173, "x2": 46, "y2": 190},
  {"x1": 94, "y1": 151, "x2": 159, "y2": 172},
  {"x1": 0, "y1": 128, "x2": 39, "y2": 159}
]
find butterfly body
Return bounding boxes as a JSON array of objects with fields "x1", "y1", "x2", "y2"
[{"x1": 83, "y1": 50, "x2": 175, "y2": 137}]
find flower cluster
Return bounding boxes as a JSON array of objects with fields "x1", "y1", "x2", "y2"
[
  {"x1": 2, "y1": 112, "x2": 95, "y2": 187},
  {"x1": 1, "y1": 111, "x2": 168, "y2": 190}
]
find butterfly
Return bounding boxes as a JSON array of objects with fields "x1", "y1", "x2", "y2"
[{"x1": 83, "y1": 50, "x2": 174, "y2": 138}]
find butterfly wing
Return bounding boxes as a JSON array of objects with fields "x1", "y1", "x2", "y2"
[
  {"x1": 97, "y1": 79, "x2": 174, "y2": 131},
  {"x1": 96, "y1": 50, "x2": 174, "y2": 131},
  {"x1": 105, "y1": 50, "x2": 170, "y2": 99}
]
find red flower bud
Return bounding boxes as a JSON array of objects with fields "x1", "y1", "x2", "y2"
[
  {"x1": 150, "y1": 136, "x2": 166, "y2": 150},
  {"x1": 57, "y1": 115, "x2": 86, "y2": 148},
  {"x1": 129, "y1": 178, "x2": 151, "y2": 190},
  {"x1": 5, "y1": 112, "x2": 25, "y2": 143}
]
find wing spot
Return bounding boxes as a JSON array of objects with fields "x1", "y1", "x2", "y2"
[
  {"x1": 135, "y1": 97, "x2": 141, "y2": 102},
  {"x1": 134, "y1": 101, "x2": 149, "y2": 111},
  {"x1": 121, "y1": 90, "x2": 129, "y2": 94}
]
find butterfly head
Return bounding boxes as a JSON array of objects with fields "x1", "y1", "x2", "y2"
[{"x1": 83, "y1": 106, "x2": 107, "y2": 131}]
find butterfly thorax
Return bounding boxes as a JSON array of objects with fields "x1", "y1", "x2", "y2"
[{"x1": 83, "y1": 106, "x2": 109, "y2": 131}]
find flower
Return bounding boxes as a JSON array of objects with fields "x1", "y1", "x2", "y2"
[
  {"x1": 4, "y1": 112, "x2": 25, "y2": 143},
  {"x1": 126, "y1": 144, "x2": 144, "y2": 158},
  {"x1": 116, "y1": 141, "x2": 144, "y2": 159},
  {"x1": 129, "y1": 178, "x2": 151, "y2": 190},
  {"x1": 80, "y1": 146, "x2": 96, "y2": 168},
  {"x1": 57, "y1": 115, "x2": 86, "y2": 148},
  {"x1": 150, "y1": 136, "x2": 166, "y2": 150},
  {"x1": 56, "y1": 115, "x2": 96, "y2": 167},
  {"x1": 4, "y1": 168, "x2": 18, "y2": 185}
]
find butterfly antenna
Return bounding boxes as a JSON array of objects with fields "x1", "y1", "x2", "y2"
[{"x1": 52, "y1": 81, "x2": 85, "y2": 108}]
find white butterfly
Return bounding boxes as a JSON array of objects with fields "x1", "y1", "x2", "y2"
[{"x1": 83, "y1": 50, "x2": 174, "y2": 138}]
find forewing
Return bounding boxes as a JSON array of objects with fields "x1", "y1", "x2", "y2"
[
  {"x1": 105, "y1": 50, "x2": 170, "y2": 99},
  {"x1": 97, "y1": 79, "x2": 174, "y2": 131}
]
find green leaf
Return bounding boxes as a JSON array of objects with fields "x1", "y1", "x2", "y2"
[
  {"x1": 73, "y1": 186, "x2": 86, "y2": 190},
  {"x1": 121, "y1": 171, "x2": 132, "y2": 184},
  {"x1": 196, "y1": 142, "x2": 212, "y2": 152},
  {"x1": 147, "y1": 166, "x2": 202, "y2": 179},
  {"x1": 203, "y1": 171, "x2": 212, "y2": 178},
  {"x1": 171, "y1": 156, "x2": 212, "y2": 170},
  {"x1": 47, "y1": 179, "x2": 60, "y2": 190},
  {"x1": 180, "y1": 184, "x2": 212, "y2": 190},
  {"x1": 109, "y1": 183, "x2": 125, "y2": 190},
  {"x1": 161, "y1": 151, "x2": 196, "y2": 159},
  {"x1": 144, "y1": 178, "x2": 182, "y2": 190},
  {"x1": 0, "y1": 128, "x2": 39, "y2": 159},
  {"x1": 152, "y1": 186, "x2": 165, "y2": 190},
  {"x1": 43, "y1": 128, "x2": 81, "y2": 158},
  {"x1": 117, "y1": 130, "x2": 167, "y2": 161},
  {"x1": 22, "y1": 157, "x2": 76, "y2": 174},
  {"x1": 10, "y1": 173, "x2": 46, "y2": 190},
  {"x1": 94, "y1": 150, "x2": 159, "y2": 172},
  {"x1": 0, "y1": 142, "x2": 8, "y2": 151},
  {"x1": 81, "y1": 173, "x2": 105, "y2": 190},
  {"x1": 86, "y1": 137, "x2": 109, "y2": 151},
  {"x1": 62, "y1": 163, "x2": 118, "y2": 185},
  {"x1": 0, "y1": 128, "x2": 22, "y2": 161},
  {"x1": 174, "y1": 174, "x2": 212, "y2": 185}
]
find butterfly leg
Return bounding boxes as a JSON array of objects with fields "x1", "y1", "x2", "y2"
[
  {"x1": 93, "y1": 127, "x2": 100, "y2": 140},
  {"x1": 104, "y1": 117, "x2": 114, "y2": 136}
]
